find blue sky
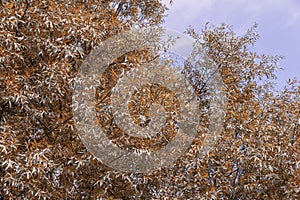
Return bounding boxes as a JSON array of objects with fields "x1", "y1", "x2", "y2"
[{"x1": 161, "y1": 0, "x2": 300, "y2": 88}]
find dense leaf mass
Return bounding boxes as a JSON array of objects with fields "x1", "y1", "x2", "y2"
[{"x1": 0, "y1": 0, "x2": 299, "y2": 199}]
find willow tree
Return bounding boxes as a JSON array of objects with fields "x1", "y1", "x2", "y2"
[
  {"x1": 1, "y1": 1, "x2": 299, "y2": 200},
  {"x1": 179, "y1": 23, "x2": 300, "y2": 199},
  {"x1": 0, "y1": 0, "x2": 167, "y2": 199}
]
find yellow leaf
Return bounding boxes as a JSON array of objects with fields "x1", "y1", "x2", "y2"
[
  {"x1": 202, "y1": 173, "x2": 209, "y2": 178},
  {"x1": 6, "y1": 2, "x2": 14, "y2": 10}
]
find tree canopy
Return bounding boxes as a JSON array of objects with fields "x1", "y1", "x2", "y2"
[{"x1": 0, "y1": 0, "x2": 299, "y2": 199}]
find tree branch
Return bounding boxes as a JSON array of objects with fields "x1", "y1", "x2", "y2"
[
  {"x1": 0, "y1": 101, "x2": 8, "y2": 126},
  {"x1": 115, "y1": 2, "x2": 124, "y2": 17},
  {"x1": 35, "y1": 115, "x2": 73, "y2": 143}
]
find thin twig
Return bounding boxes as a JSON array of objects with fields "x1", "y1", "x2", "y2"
[
  {"x1": 35, "y1": 115, "x2": 73, "y2": 143},
  {"x1": 16, "y1": 0, "x2": 29, "y2": 36},
  {"x1": 0, "y1": 101, "x2": 9, "y2": 126}
]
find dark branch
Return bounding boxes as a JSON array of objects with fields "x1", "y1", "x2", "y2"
[
  {"x1": 0, "y1": 101, "x2": 9, "y2": 126},
  {"x1": 16, "y1": 0, "x2": 29, "y2": 37},
  {"x1": 35, "y1": 115, "x2": 73, "y2": 143}
]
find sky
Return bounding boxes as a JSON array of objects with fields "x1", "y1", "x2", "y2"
[{"x1": 161, "y1": 0, "x2": 300, "y2": 89}]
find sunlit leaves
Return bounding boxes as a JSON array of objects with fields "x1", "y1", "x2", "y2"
[
  {"x1": 0, "y1": 0, "x2": 299, "y2": 199},
  {"x1": 183, "y1": 23, "x2": 299, "y2": 199},
  {"x1": 0, "y1": 0, "x2": 166, "y2": 199}
]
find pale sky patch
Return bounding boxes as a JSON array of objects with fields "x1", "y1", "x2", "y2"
[{"x1": 161, "y1": 0, "x2": 300, "y2": 88}]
